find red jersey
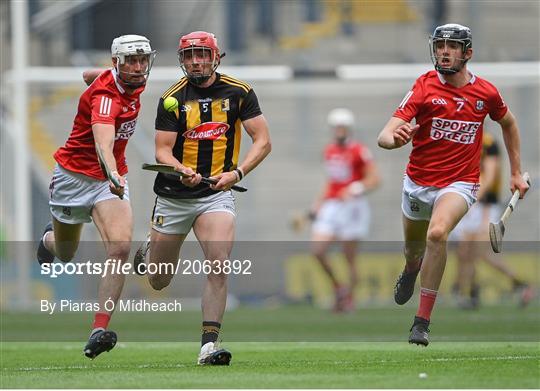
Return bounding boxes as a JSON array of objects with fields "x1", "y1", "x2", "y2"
[
  {"x1": 393, "y1": 70, "x2": 507, "y2": 187},
  {"x1": 322, "y1": 141, "x2": 373, "y2": 199},
  {"x1": 54, "y1": 69, "x2": 144, "y2": 180}
]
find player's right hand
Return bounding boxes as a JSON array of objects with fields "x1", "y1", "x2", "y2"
[
  {"x1": 510, "y1": 172, "x2": 530, "y2": 199},
  {"x1": 109, "y1": 171, "x2": 125, "y2": 198},
  {"x1": 176, "y1": 166, "x2": 202, "y2": 188},
  {"x1": 393, "y1": 123, "x2": 419, "y2": 147}
]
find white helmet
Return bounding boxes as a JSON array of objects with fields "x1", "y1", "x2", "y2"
[
  {"x1": 327, "y1": 108, "x2": 355, "y2": 128},
  {"x1": 110, "y1": 34, "x2": 156, "y2": 87},
  {"x1": 111, "y1": 34, "x2": 155, "y2": 64}
]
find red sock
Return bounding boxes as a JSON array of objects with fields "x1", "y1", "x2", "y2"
[
  {"x1": 92, "y1": 312, "x2": 111, "y2": 330},
  {"x1": 416, "y1": 287, "x2": 437, "y2": 321}
]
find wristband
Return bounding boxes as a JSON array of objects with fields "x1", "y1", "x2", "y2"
[
  {"x1": 232, "y1": 170, "x2": 241, "y2": 182},
  {"x1": 234, "y1": 168, "x2": 244, "y2": 180}
]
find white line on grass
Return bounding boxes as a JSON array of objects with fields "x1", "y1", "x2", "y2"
[
  {"x1": 7, "y1": 355, "x2": 537, "y2": 372},
  {"x1": 9, "y1": 363, "x2": 187, "y2": 372}
]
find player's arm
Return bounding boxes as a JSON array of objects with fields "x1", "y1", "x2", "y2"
[
  {"x1": 377, "y1": 117, "x2": 419, "y2": 149},
  {"x1": 211, "y1": 114, "x2": 272, "y2": 190},
  {"x1": 358, "y1": 161, "x2": 381, "y2": 193},
  {"x1": 238, "y1": 114, "x2": 272, "y2": 175},
  {"x1": 92, "y1": 123, "x2": 125, "y2": 195},
  {"x1": 155, "y1": 129, "x2": 201, "y2": 187},
  {"x1": 496, "y1": 110, "x2": 529, "y2": 198},
  {"x1": 83, "y1": 69, "x2": 104, "y2": 86},
  {"x1": 343, "y1": 160, "x2": 381, "y2": 199}
]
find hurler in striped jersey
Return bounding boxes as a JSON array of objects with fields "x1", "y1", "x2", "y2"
[
  {"x1": 377, "y1": 24, "x2": 529, "y2": 346},
  {"x1": 36, "y1": 35, "x2": 156, "y2": 359},
  {"x1": 133, "y1": 31, "x2": 271, "y2": 366}
]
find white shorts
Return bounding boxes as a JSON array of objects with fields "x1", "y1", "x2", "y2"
[
  {"x1": 312, "y1": 197, "x2": 370, "y2": 240},
  {"x1": 452, "y1": 202, "x2": 500, "y2": 239},
  {"x1": 152, "y1": 191, "x2": 236, "y2": 235},
  {"x1": 49, "y1": 164, "x2": 130, "y2": 224},
  {"x1": 401, "y1": 174, "x2": 477, "y2": 221}
]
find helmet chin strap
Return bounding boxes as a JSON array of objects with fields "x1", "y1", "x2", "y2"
[{"x1": 436, "y1": 56, "x2": 469, "y2": 75}]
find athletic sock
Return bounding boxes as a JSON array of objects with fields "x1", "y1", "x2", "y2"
[
  {"x1": 92, "y1": 312, "x2": 111, "y2": 331},
  {"x1": 416, "y1": 287, "x2": 438, "y2": 321},
  {"x1": 201, "y1": 321, "x2": 221, "y2": 347}
]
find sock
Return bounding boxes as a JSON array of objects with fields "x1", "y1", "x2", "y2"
[
  {"x1": 201, "y1": 321, "x2": 221, "y2": 347},
  {"x1": 92, "y1": 312, "x2": 111, "y2": 332},
  {"x1": 416, "y1": 287, "x2": 437, "y2": 321}
]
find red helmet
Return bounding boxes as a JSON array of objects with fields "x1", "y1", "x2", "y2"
[{"x1": 178, "y1": 31, "x2": 222, "y2": 85}]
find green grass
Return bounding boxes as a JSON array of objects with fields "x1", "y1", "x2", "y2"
[
  {"x1": 1, "y1": 305, "x2": 539, "y2": 388},
  {"x1": 2, "y1": 342, "x2": 538, "y2": 388}
]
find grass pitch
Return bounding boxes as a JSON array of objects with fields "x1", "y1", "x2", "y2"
[
  {"x1": 1, "y1": 305, "x2": 539, "y2": 388},
  {"x1": 2, "y1": 342, "x2": 538, "y2": 388}
]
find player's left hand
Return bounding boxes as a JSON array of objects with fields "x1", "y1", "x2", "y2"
[
  {"x1": 209, "y1": 172, "x2": 238, "y2": 191},
  {"x1": 510, "y1": 172, "x2": 529, "y2": 199},
  {"x1": 109, "y1": 171, "x2": 126, "y2": 198}
]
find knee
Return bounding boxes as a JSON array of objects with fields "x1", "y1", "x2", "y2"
[
  {"x1": 107, "y1": 242, "x2": 131, "y2": 261},
  {"x1": 207, "y1": 271, "x2": 228, "y2": 287},
  {"x1": 427, "y1": 225, "x2": 449, "y2": 243}
]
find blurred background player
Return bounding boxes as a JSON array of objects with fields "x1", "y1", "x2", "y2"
[
  {"x1": 377, "y1": 23, "x2": 529, "y2": 346},
  {"x1": 133, "y1": 31, "x2": 271, "y2": 365},
  {"x1": 36, "y1": 35, "x2": 156, "y2": 359},
  {"x1": 310, "y1": 108, "x2": 380, "y2": 312},
  {"x1": 452, "y1": 132, "x2": 534, "y2": 309}
]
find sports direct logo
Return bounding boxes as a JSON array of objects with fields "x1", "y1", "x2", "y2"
[
  {"x1": 116, "y1": 118, "x2": 137, "y2": 140},
  {"x1": 430, "y1": 117, "x2": 480, "y2": 145},
  {"x1": 182, "y1": 122, "x2": 229, "y2": 140}
]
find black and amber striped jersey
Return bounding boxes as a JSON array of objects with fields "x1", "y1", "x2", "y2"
[
  {"x1": 153, "y1": 73, "x2": 262, "y2": 199},
  {"x1": 479, "y1": 132, "x2": 501, "y2": 204}
]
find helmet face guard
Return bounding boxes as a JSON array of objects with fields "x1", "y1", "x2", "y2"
[
  {"x1": 429, "y1": 24, "x2": 472, "y2": 75},
  {"x1": 111, "y1": 34, "x2": 157, "y2": 88},
  {"x1": 178, "y1": 31, "x2": 221, "y2": 86}
]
